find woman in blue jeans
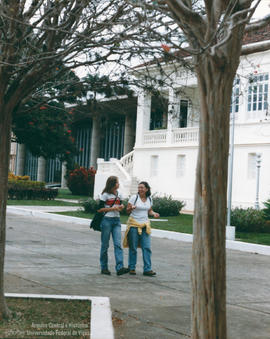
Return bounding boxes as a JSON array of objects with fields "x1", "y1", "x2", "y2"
[
  {"x1": 98, "y1": 176, "x2": 129, "y2": 276},
  {"x1": 124, "y1": 181, "x2": 159, "y2": 276}
]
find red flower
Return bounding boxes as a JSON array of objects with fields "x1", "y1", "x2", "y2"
[
  {"x1": 28, "y1": 121, "x2": 34, "y2": 125},
  {"x1": 65, "y1": 151, "x2": 70, "y2": 154},
  {"x1": 40, "y1": 106, "x2": 47, "y2": 110},
  {"x1": 161, "y1": 44, "x2": 170, "y2": 53},
  {"x1": 67, "y1": 129, "x2": 71, "y2": 134}
]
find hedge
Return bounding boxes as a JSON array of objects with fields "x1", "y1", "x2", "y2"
[
  {"x1": 82, "y1": 195, "x2": 185, "y2": 217},
  {"x1": 8, "y1": 180, "x2": 58, "y2": 200}
]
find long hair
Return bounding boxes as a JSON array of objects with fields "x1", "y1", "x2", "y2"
[
  {"x1": 139, "y1": 181, "x2": 151, "y2": 197},
  {"x1": 102, "y1": 176, "x2": 118, "y2": 194}
]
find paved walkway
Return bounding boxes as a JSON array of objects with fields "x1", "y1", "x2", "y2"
[{"x1": 4, "y1": 210, "x2": 270, "y2": 339}]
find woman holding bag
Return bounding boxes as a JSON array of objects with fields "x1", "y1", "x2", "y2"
[
  {"x1": 98, "y1": 176, "x2": 129, "y2": 276},
  {"x1": 123, "y1": 181, "x2": 159, "y2": 276}
]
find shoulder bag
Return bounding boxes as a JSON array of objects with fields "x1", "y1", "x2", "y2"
[{"x1": 90, "y1": 193, "x2": 118, "y2": 232}]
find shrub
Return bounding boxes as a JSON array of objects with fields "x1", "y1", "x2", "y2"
[
  {"x1": 8, "y1": 180, "x2": 58, "y2": 200},
  {"x1": 121, "y1": 195, "x2": 185, "y2": 217},
  {"x1": 8, "y1": 173, "x2": 30, "y2": 181},
  {"x1": 230, "y1": 207, "x2": 269, "y2": 233},
  {"x1": 121, "y1": 198, "x2": 129, "y2": 216},
  {"x1": 152, "y1": 196, "x2": 185, "y2": 216},
  {"x1": 67, "y1": 167, "x2": 96, "y2": 196},
  {"x1": 82, "y1": 198, "x2": 99, "y2": 213},
  {"x1": 262, "y1": 199, "x2": 270, "y2": 221}
]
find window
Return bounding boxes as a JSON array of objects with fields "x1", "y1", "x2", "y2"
[
  {"x1": 150, "y1": 155, "x2": 159, "y2": 176},
  {"x1": 230, "y1": 77, "x2": 240, "y2": 116},
  {"x1": 179, "y1": 100, "x2": 188, "y2": 128},
  {"x1": 247, "y1": 153, "x2": 256, "y2": 179},
  {"x1": 176, "y1": 155, "x2": 186, "y2": 177},
  {"x1": 150, "y1": 95, "x2": 168, "y2": 130},
  {"x1": 247, "y1": 73, "x2": 268, "y2": 112}
]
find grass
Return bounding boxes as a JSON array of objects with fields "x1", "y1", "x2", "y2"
[
  {"x1": 7, "y1": 199, "x2": 79, "y2": 206},
  {"x1": 236, "y1": 232, "x2": 270, "y2": 246},
  {"x1": 56, "y1": 210, "x2": 194, "y2": 233},
  {"x1": 56, "y1": 189, "x2": 89, "y2": 201},
  {"x1": 56, "y1": 210, "x2": 270, "y2": 246},
  {"x1": 0, "y1": 297, "x2": 90, "y2": 339}
]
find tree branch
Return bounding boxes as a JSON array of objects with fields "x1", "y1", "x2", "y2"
[
  {"x1": 245, "y1": 14, "x2": 270, "y2": 32},
  {"x1": 241, "y1": 40, "x2": 270, "y2": 55}
]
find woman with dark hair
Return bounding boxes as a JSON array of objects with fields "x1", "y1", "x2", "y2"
[
  {"x1": 123, "y1": 181, "x2": 159, "y2": 276},
  {"x1": 98, "y1": 176, "x2": 129, "y2": 276}
]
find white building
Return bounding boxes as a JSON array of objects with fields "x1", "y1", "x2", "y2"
[{"x1": 95, "y1": 25, "x2": 270, "y2": 211}]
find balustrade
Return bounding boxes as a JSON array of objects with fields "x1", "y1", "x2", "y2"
[{"x1": 142, "y1": 127, "x2": 199, "y2": 145}]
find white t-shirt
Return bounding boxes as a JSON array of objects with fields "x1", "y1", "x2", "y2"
[
  {"x1": 128, "y1": 194, "x2": 152, "y2": 223},
  {"x1": 100, "y1": 191, "x2": 123, "y2": 218}
]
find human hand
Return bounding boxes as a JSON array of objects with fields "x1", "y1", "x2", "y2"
[
  {"x1": 153, "y1": 212, "x2": 160, "y2": 218},
  {"x1": 115, "y1": 204, "x2": 124, "y2": 211}
]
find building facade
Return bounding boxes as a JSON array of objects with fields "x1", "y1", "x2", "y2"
[
  {"x1": 95, "y1": 27, "x2": 270, "y2": 211},
  {"x1": 12, "y1": 96, "x2": 137, "y2": 187}
]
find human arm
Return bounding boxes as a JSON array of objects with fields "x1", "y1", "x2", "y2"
[
  {"x1": 97, "y1": 200, "x2": 124, "y2": 213},
  {"x1": 126, "y1": 202, "x2": 136, "y2": 214},
  {"x1": 148, "y1": 208, "x2": 159, "y2": 218}
]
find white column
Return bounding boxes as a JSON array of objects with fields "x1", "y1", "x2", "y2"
[
  {"x1": 255, "y1": 153, "x2": 262, "y2": 210},
  {"x1": 15, "y1": 143, "x2": 26, "y2": 176},
  {"x1": 90, "y1": 115, "x2": 101, "y2": 169},
  {"x1": 135, "y1": 90, "x2": 151, "y2": 147},
  {"x1": 37, "y1": 157, "x2": 46, "y2": 182},
  {"x1": 167, "y1": 88, "x2": 179, "y2": 144},
  {"x1": 61, "y1": 161, "x2": 68, "y2": 188},
  {"x1": 124, "y1": 113, "x2": 135, "y2": 154}
]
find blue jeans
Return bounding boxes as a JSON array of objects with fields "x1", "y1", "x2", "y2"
[
  {"x1": 128, "y1": 227, "x2": 152, "y2": 272},
  {"x1": 100, "y1": 217, "x2": 124, "y2": 272}
]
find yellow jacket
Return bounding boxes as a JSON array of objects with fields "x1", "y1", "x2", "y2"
[{"x1": 123, "y1": 216, "x2": 151, "y2": 248}]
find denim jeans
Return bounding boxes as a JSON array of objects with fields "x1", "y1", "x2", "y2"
[
  {"x1": 100, "y1": 217, "x2": 124, "y2": 272},
  {"x1": 128, "y1": 227, "x2": 152, "y2": 272}
]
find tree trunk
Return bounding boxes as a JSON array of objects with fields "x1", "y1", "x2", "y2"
[
  {"x1": 191, "y1": 57, "x2": 237, "y2": 339},
  {"x1": 0, "y1": 109, "x2": 12, "y2": 319}
]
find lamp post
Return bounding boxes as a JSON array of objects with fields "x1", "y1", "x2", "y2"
[
  {"x1": 226, "y1": 103, "x2": 236, "y2": 240},
  {"x1": 255, "y1": 153, "x2": 262, "y2": 210}
]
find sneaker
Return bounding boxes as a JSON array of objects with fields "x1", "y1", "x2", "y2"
[
  {"x1": 143, "y1": 270, "x2": 156, "y2": 276},
  {"x1": 101, "y1": 269, "x2": 111, "y2": 275},
  {"x1": 117, "y1": 267, "x2": 129, "y2": 276},
  {"x1": 129, "y1": 270, "x2": 136, "y2": 275}
]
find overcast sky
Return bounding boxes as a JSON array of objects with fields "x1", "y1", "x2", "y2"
[{"x1": 254, "y1": 0, "x2": 270, "y2": 18}]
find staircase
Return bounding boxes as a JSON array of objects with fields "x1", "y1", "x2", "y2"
[
  {"x1": 130, "y1": 176, "x2": 139, "y2": 195},
  {"x1": 94, "y1": 151, "x2": 139, "y2": 198}
]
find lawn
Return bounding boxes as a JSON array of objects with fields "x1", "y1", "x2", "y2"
[
  {"x1": 55, "y1": 210, "x2": 194, "y2": 233},
  {"x1": 56, "y1": 210, "x2": 270, "y2": 246},
  {"x1": 56, "y1": 189, "x2": 89, "y2": 201},
  {"x1": 0, "y1": 298, "x2": 90, "y2": 339}
]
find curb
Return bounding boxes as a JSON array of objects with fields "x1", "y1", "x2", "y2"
[
  {"x1": 5, "y1": 293, "x2": 114, "y2": 339},
  {"x1": 7, "y1": 206, "x2": 270, "y2": 256}
]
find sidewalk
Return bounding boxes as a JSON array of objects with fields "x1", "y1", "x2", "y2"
[{"x1": 5, "y1": 207, "x2": 270, "y2": 339}]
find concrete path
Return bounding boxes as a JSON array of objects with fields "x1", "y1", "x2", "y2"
[{"x1": 4, "y1": 212, "x2": 270, "y2": 339}]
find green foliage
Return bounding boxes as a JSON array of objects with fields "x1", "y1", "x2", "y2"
[
  {"x1": 82, "y1": 198, "x2": 99, "y2": 213},
  {"x1": 152, "y1": 196, "x2": 185, "y2": 216},
  {"x1": 67, "y1": 167, "x2": 96, "y2": 196},
  {"x1": 262, "y1": 199, "x2": 270, "y2": 221},
  {"x1": 83, "y1": 74, "x2": 134, "y2": 99},
  {"x1": 8, "y1": 180, "x2": 58, "y2": 200},
  {"x1": 120, "y1": 198, "x2": 129, "y2": 216},
  {"x1": 13, "y1": 101, "x2": 77, "y2": 161},
  {"x1": 230, "y1": 207, "x2": 270, "y2": 233}
]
